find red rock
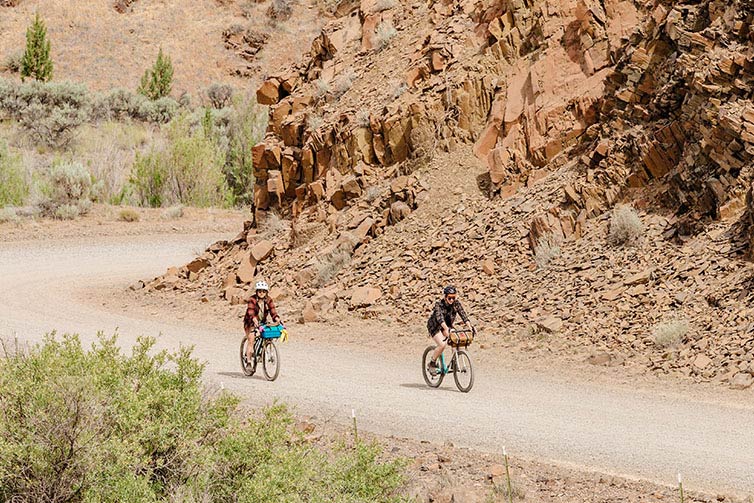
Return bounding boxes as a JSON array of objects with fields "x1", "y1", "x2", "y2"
[
  {"x1": 350, "y1": 286, "x2": 382, "y2": 307},
  {"x1": 251, "y1": 240, "x2": 275, "y2": 262}
]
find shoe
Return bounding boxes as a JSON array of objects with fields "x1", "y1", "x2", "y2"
[{"x1": 427, "y1": 359, "x2": 439, "y2": 375}]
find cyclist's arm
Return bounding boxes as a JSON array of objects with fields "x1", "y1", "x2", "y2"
[
  {"x1": 267, "y1": 298, "x2": 281, "y2": 324},
  {"x1": 455, "y1": 301, "x2": 474, "y2": 331}
]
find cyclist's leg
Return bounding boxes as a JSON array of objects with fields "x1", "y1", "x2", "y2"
[
  {"x1": 245, "y1": 328, "x2": 256, "y2": 361},
  {"x1": 430, "y1": 331, "x2": 447, "y2": 363}
]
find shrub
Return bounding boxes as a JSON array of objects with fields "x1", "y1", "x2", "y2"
[
  {"x1": 356, "y1": 109, "x2": 371, "y2": 127},
  {"x1": 333, "y1": 68, "x2": 356, "y2": 97},
  {"x1": 130, "y1": 114, "x2": 229, "y2": 207},
  {"x1": 138, "y1": 47, "x2": 173, "y2": 100},
  {"x1": 533, "y1": 233, "x2": 561, "y2": 268},
  {"x1": 118, "y1": 208, "x2": 139, "y2": 222},
  {"x1": 0, "y1": 333, "x2": 407, "y2": 502},
  {"x1": 608, "y1": 205, "x2": 643, "y2": 246},
  {"x1": 0, "y1": 140, "x2": 28, "y2": 207},
  {"x1": 0, "y1": 207, "x2": 20, "y2": 224},
  {"x1": 207, "y1": 82, "x2": 234, "y2": 109},
  {"x1": 92, "y1": 87, "x2": 146, "y2": 121},
  {"x1": 41, "y1": 160, "x2": 93, "y2": 217},
  {"x1": 0, "y1": 80, "x2": 90, "y2": 147},
  {"x1": 365, "y1": 185, "x2": 382, "y2": 203},
  {"x1": 21, "y1": 13, "x2": 53, "y2": 82},
  {"x1": 161, "y1": 205, "x2": 184, "y2": 219},
  {"x1": 220, "y1": 96, "x2": 267, "y2": 206},
  {"x1": 375, "y1": 21, "x2": 397, "y2": 50},
  {"x1": 652, "y1": 319, "x2": 689, "y2": 348},
  {"x1": 317, "y1": 248, "x2": 352, "y2": 286},
  {"x1": 267, "y1": 0, "x2": 293, "y2": 20},
  {"x1": 307, "y1": 113, "x2": 323, "y2": 131},
  {"x1": 2, "y1": 51, "x2": 23, "y2": 73},
  {"x1": 53, "y1": 203, "x2": 80, "y2": 219},
  {"x1": 374, "y1": 0, "x2": 397, "y2": 11},
  {"x1": 314, "y1": 78, "x2": 330, "y2": 99}
]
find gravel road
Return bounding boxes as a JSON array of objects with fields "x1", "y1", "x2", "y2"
[{"x1": 1, "y1": 235, "x2": 752, "y2": 497}]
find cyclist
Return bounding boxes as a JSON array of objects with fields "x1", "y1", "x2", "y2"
[
  {"x1": 426, "y1": 285, "x2": 474, "y2": 373},
  {"x1": 243, "y1": 280, "x2": 281, "y2": 362}
]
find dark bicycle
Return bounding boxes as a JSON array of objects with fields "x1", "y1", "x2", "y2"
[
  {"x1": 240, "y1": 323, "x2": 283, "y2": 381},
  {"x1": 422, "y1": 328, "x2": 475, "y2": 392}
]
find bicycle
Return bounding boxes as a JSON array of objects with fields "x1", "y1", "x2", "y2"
[
  {"x1": 422, "y1": 328, "x2": 475, "y2": 392},
  {"x1": 240, "y1": 323, "x2": 284, "y2": 381}
]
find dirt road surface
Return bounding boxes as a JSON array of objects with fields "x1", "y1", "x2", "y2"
[{"x1": 1, "y1": 235, "x2": 753, "y2": 497}]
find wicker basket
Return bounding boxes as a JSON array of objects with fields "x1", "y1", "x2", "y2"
[{"x1": 448, "y1": 331, "x2": 474, "y2": 347}]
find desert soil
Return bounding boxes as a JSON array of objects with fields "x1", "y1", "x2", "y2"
[{"x1": 1, "y1": 215, "x2": 753, "y2": 502}]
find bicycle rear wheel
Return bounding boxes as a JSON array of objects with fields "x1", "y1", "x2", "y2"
[
  {"x1": 262, "y1": 340, "x2": 280, "y2": 381},
  {"x1": 422, "y1": 346, "x2": 444, "y2": 388},
  {"x1": 453, "y1": 349, "x2": 474, "y2": 393},
  {"x1": 240, "y1": 336, "x2": 256, "y2": 377}
]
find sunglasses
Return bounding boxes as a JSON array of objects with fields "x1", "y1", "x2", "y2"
[{"x1": 445, "y1": 295, "x2": 457, "y2": 301}]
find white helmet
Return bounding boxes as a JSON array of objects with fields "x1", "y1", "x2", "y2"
[{"x1": 255, "y1": 280, "x2": 269, "y2": 291}]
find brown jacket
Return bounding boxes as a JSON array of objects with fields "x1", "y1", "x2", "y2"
[{"x1": 244, "y1": 294, "x2": 279, "y2": 329}]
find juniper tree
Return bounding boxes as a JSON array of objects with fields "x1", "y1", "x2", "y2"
[
  {"x1": 20, "y1": 13, "x2": 53, "y2": 82},
  {"x1": 138, "y1": 48, "x2": 174, "y2": 100}
]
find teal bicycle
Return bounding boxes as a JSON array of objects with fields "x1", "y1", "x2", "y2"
[
  {"x1": 422, "y1": 328, "x2": 475, "y2": 392},
  {"x1": 240, "y1": 323, "x2": 285, "y2": 381}
]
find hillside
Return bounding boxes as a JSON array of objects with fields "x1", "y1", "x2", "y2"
[
  {"x1": 139, "y1": 0, "x2": 754, "y2": 390},
  {"x1": 0, "y1": 0, "x2": 324, "y2": 92}
]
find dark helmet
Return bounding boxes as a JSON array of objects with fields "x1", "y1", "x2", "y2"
[{"x1": 443, "y1": 285, "x2": 457, "y2": 296}]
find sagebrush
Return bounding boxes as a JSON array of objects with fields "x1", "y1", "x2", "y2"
[
  {"x1": 0, "y1": 333, "x2": 408, "y2": 502},
  {"x1": 608, "y1": 205, "x2": 643, "y2": 246}
]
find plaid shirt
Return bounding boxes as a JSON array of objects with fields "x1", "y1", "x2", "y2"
[
  {"x1": 244, "y1": 294, "x2": 279, "y2": 329},
  {"x1": 427, "y1": 298, "x2": 469, "y2": 336}
]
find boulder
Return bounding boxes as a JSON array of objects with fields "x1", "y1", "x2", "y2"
[
  {"x1": 390, "y1": 201, "x2": 411, "y2": 223},
  {"x1": 350, "y1": 286, "x2": 382, "y2": 307},
  {"x1": 730, "y1": 372, "x2": 754, "y2": 390},
  {"x1": 186, "y1": 257, "x2": 210, "y2": 274},
  {"x1": 251, "y1": 240, "x2": 275, "y2": 262}
]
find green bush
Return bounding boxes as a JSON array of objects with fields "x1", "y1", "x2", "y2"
[
  {"x1": 130, "y1": 114, "x2": 229, "y2": 207},
  {"x1": 20, "y1": 13, "x2": 53, "y2": 82},
  {"x1": 138, "y1": 48, "x2": 174, "y2": 100},
  {"x1": 0, "y1": 141, "x2": 28, "y2": 207},
  {"x1": 221, "y1": 96, "x2": 267, "y2": 206},
  {"x1": 0, "y1": 79, "x2": 90, "y2": 147},
  {"x1": 92, "y1": 87, "x2": 146, "y2": 121},
  {"x1": 40, "y1": 160, "x2": 93, "y2": 217},
  {"x1": 0, "y1": 333, "x2": 408, "y2": 502}
]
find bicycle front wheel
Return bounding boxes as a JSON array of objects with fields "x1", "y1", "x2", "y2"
[
  {"x1": 262, "y1": 340, "x2": 280, "y2": 381},
  {"x1": 422, "y1": 346, "x2": 444, "y2": 388},
  {"x1": 453, "y1": 349, "x2": 474, "y2": 393},
  {"x1": 240, "y1": 336, "x2": 256, "y2": 377}
]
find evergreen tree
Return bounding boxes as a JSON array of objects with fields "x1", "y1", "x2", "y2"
[
  {"x1": 138, "y1": 48, "x2": 174, "y2": 100},
  {"x1": 20, "y1": 13, "x2": 53, "y2": 82}
]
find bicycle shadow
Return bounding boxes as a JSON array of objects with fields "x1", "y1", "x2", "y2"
[
  {"x1": 216, "y1": 371, "x2": 269, "y2": 382},
  {"x1": 400, "y1": 383, "x2": 460, "y2": 393}
]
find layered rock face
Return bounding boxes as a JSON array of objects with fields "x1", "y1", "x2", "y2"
[{"x1": 143, "y1": 0, "x2": 754, "y2": 387}]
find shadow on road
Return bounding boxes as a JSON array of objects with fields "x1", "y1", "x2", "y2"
[
  {"x1": 400, "y1": 382, "x2": 458, "y2": 393},
  {"x1": 216, "y1": 371, "x2": 264, "y2": 381}
]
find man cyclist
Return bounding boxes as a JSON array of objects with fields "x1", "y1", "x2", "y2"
[
  {"x1": 243, "y1": 280, "x2": 281, "y2": 362},
  {"x1": 426, "y1": 285, "x2": 475, "y2": 373}
]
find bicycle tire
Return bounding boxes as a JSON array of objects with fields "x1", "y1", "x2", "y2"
[
  {"x1": 422, "y1": 346, "x2": 444, "y2": 388},
  {"x1": 262, "y1": 340, "x2": 280, "y2": 381},
  {"x1": 453, "y1": 349, "x2": 474, "y2": 393},
  {"x1": 240, "y1": 336, "x2": 256, "y2": 377}
]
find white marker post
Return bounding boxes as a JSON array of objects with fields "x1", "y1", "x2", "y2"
[
  {"x1": 678, "y1": 473, "x2": 684, "y2": 503},
  {"x1": 503, "y1": 446, "x2": 513, "y2": 503},
  {"x1": 351, "y1": 408, "x2": 358, "y2": 445}
]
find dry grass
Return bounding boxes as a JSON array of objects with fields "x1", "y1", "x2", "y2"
[
  {"x1": 608, "y1": 205, "x2": 644, "y2": 246},
  {"x1": 118, "y1": 208, "x2": 140, "y2": 222},
  {"x1": 314, "y1": 78, "x2": 330, "y2": 99},
  {"x1": 534, "y1": 234, "x2": 561, "y2": 268},
  {"x1": 652, "y1": 319, "x2": 689, "y2": 348},
  {"x1": 333, "y1": 68, "x2": 356, "y2": 97},
  {"x1": 317, "y1": 249, "x2": 351, "y2": 286},
  {"x1": 355, "y1": 110, "x2": 370, "y2": 128},
  {"x1": 375, "y1": 21, "x2": 397, "y2": 51},
  {"x1": 161, "y1": 205, "x2": 184, "y2": 219},
  {"x1": 0, "y1": 207, "x2": 20, "y2": 224}
]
